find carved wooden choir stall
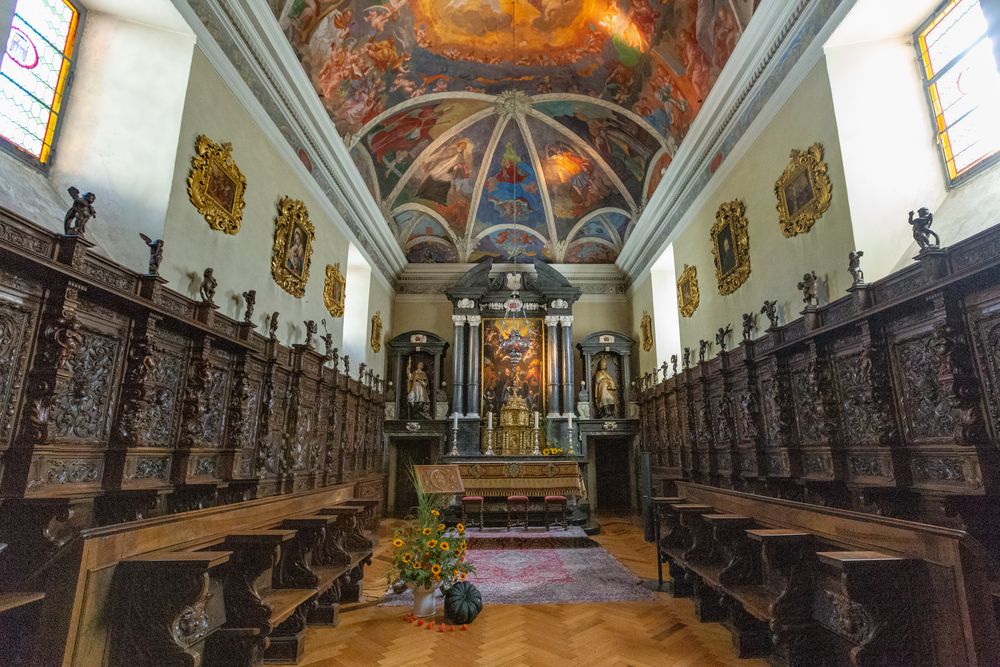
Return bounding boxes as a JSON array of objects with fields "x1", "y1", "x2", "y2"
[{"x1": 0, "y1": 208, "x2": 387, "y2": 666}]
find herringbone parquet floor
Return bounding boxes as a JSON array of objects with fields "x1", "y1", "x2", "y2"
[{"x1": 281, "y1": 515, "x2": 766, "y2": 666}]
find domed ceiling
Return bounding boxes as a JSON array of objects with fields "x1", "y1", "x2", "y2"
[{"x1": 281, "y1": 0, "x2": 759, "y2": 263}]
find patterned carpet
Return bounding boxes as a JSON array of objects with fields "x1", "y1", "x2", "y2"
[
  {"x1": 382, "y1": 541, "x2": 653, "y2": 606},
  {"x1": 464, "y1": 526, "x2": 599, "y2": 550}
]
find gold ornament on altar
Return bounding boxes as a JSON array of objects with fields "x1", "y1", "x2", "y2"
[
  {"x1": 370, "y1": 311, "x2": 383, "y2": 352},
  {"x1": 187, "y1": 135, "x2": 246, "y2": 235},
  {"x1": 271, "y1": 197, "x2": 315, "y2": 297},
  {"x1": 775, "y1": 143, "x2": 832, "y2": 237},
  {"x1": 711, "y1": 199, "x2": 751, "y2": 296},
  {"x1": 323, "y1": 263, "x2": 346, "y2": 317},
  {"x1": 494, "y1": 377, "x2": 534, "y2": 456},
  {"x1": 677, "y1": 264, "x2": 700, "y2": 318}
]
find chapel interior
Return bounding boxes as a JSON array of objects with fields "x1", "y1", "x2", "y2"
[{"x1": 1, "y1": 0, "x2": 1000, "y2": 665}]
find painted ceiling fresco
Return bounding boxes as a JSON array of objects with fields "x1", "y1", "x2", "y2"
[{"x1": 280, "y1": 0, "x2": 759, "y2": 263}]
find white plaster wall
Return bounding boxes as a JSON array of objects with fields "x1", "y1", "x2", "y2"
[
  {"x1": 161, "y1": 48, "x2": 351, "y2": 348},
  {"x1": 48, "y1": 9, "x2": 195, "y2": 273},
  {"x1": 366, "y1": 275, "x2": 393, "y2": 376}
]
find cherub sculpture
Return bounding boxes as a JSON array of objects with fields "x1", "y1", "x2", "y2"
[
  {"x1": 683, "y1": 347, "x2": 691, "y2": 369},
  {"x1": 64, "y1": 187, "x2": 97, "y2": 236},
  {"x1": 319, "y1": 318, "x2": 334, "y2": 359},
  {"x1": 848, "y1": 250, "x2": 865, "y2": 287},
  {"x1": 908, "y1": 207, "x2": 940, "y2": 250},
  {"x1": 742, "y1": 312, "x2": 755, "y2": 342},
  {"x1": 798, "y1": 271, "x2": 818, "y2": 307},
  {"x1": 715, "y1": 324, "x2": 732, "y2": 352},
  {"x1": 268, "y1": 312, "x2": 279, "y2": 340},
  {"x1": 138, "y1": 233, "x2": 163, "y2": 276},
  {"x1": 303, "y1": 320, "x2": 318, "y2": 349},
  {"x1": 200, "y1": 268, "x2": 218, "y2": 306},
  {"x1": 761, "y1": 300, "x2": 779, "y2": 329},
  {"x1": 698, "y1": 339, "x2": 710, "y2": 363},
  {"x1": 241, "y1": 290, "x2": 256, "y2": 323},
  {"x1": 670, "y1": 354, "x2": 678, "y2": 375}
]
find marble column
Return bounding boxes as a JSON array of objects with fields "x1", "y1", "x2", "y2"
[
  {"x1": 466, "y1": 315, "x2": 482, "y2": 416},
  {"x1": 560, "y1": 315, "x2": 575, "y2": 416},
  {"x1": 545, "y1": 315, "x2": 560, "y2": 416},
  {"x1": 452, "y1": 315, "x2": 466, "y2": 416}
]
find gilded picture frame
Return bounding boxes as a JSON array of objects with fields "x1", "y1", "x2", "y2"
[
  {"x1": 270, "y1": 197, "x2": 315, "y2": 297},
  {"x1": 324, "y1": 263, "x2": 346, "y2": 317},
  {"x1": 711, "y1": 199, "x2": 751, "y2": 296},
  {"x1": 640, "y1": 311, "x2": 653, "y2": 352},
  {"x1": 187, "y1": 135, "x2": 247, "y2": 235},
  {"x1": 677, "y1": 264, "x2": 700, "y2": 318},
  {"x1": 775, "y1": 143, "x2": 832, "y2": 237},
  {"x1": 370, "y1": 311, "x2": 383, "y2": 352}
]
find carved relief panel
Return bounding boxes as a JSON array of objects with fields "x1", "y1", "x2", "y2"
[{"x1": 0, "y1": 287, "x2": 39, "y2": 451}]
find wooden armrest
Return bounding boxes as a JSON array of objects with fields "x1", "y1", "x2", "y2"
[{"x1": 0, "y1": 591, "x2": 44, "y2": 613}]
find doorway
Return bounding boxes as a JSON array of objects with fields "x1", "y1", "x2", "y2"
[
  {"x1": 389, "y1": 437, "x2": 437, "y2": 517},
  {"x1": 594, "y1": 437, "x2": 632, "y2": 511}
]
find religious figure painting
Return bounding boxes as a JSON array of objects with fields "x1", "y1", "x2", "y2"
[
  {"x1": 711, "y1": 199, "x2": 751, "y2": 296},
  {"x1": 482, "y1": 318, "x2": 545, "y2": 417},
  {"x1": 677, "y1": 263, "x2": 700, "y2": 318},
  {"x1": 271, "y1": 197, "x2": 315, "y2": 298},
  {"x1": 187, "y1": 135, "x2": 246, "y2": 235},
  {"x1": 775, "y1": 143, "x2": 833, "y2": 237}
]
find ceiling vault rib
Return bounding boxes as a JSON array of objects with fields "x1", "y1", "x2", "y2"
[
  {"x1": 353, "y1": 92, "x2": 495, "y2": 145},
  {"x1": 527, "y1": 110, "x2": 639, "y2": 214},
  {"x1": 392, "y1": 203, "x2": 461, "y2": 248},
  {"x1": 463, "y1": 113, "x2": 511, "y2": 259},
  {"x1": 566, "y1": 207, "x2": 630, "y2": 247},
  {"x1": 472, "y1": 223, "x2": 549, "y2": 245},
  {"x1": 515, "y1": 112, "x2": 560, "y2": 260}
]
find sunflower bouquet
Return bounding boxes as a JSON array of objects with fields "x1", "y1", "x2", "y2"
[{"x1": 388, "y1": 471, "x2": 475, "y2": 590}]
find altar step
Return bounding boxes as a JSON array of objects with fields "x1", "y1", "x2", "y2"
[{"x1": 465, "y1": 526, "x2": 598, "y2": 550}]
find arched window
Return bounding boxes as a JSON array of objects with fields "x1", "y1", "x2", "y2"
[
  {"x1": 1, "y1": 0, "x2": 80, "y2": 166},
  {"x1": 916, "y1": 0, "x2": 1000, "y2": 184}
]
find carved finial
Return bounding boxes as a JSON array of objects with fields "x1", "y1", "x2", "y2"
[
  {"x1": 761, "y1": 300, "x2": 778, "y2": 329},
  {"x1": 742, "y1": 313, "x2": 756, "y2": 342},
  {"x1": 139, "y1": 234, "x2": 163, "y2": 276},
  {"x1": 848, "y1": 250, "x2": 865, "y2": 287},
  {"x1": 241, "y1": 290, "x2": 256, "y2": 323}
]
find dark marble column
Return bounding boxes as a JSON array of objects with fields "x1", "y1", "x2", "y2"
[
  {"x1": 467, "y1": 315, "x2": 481, "y2": 416},
  {"x1": 452, "y1": 315, "x2": 466, "y2": 416},
  {"x1": 561, "y1": 316, "x2": 575, "y2": 416},
  {"x1": 545, "y1": 315, "x2": 560, "y2": 416}
]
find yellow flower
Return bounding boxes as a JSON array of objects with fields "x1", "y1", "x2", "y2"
[
  {"x1": 438, "y1": 523, "x2": 446, "y2": 532},
  {"x1": 392, "y1": 537, "x2": 404, "y2": 548},
  {"x1": 459, "y1": 572, "x2": 467, "y2": 581},
  {"x1": 431, "y1": 509, "x2": 440, "y2": 517},
  {"x1": 440, "y1": 541, "x2": 450, "y2": 551},
  {"x1": 427, "y1": 539, "x2": 437, "y2": 549},
  {"x1": 431, "y1": 564, "x2": 442, "y2": 575},
  {"x1": 422, "y1": 527, "x2": 432, "y2": 536},
  {"x1": 456, "y1": 523, "x2": 465, "y2": 533},
  {"x1": 414, "y1": 562, "x2": 423, "y2": 569},
  {"x1": 402, "y1": 552, "x2": 413, "y2": 563},
  {"x1": 461, "y1": 540, "x2": 468, "y2": 549}
]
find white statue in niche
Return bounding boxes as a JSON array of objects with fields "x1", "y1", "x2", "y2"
[
  {"x1": 406, "y1": 357, "x2": 430, "y2": 419},
  {"x1": 593, "y1": 356, "x2": 619, "y2": 419}
]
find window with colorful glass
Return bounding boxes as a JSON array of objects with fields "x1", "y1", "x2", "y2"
[
  {"x1": 916, "y1": 0, "x2": 1000, "y2": 184},
  {"x1": 1, "y1": 0, "x2": 79, "y2": 166}
]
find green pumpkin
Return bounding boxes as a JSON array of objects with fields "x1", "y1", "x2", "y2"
[{"x1": 444, "y1": 581, "x2": 483, "y2": 624}]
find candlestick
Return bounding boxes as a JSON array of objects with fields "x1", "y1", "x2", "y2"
[
  {"x1": 485, "y1": 418, "x2": 495, "y2": 457},
  {"x1": 449, "y1": 413, "x2": 460, "y2": 456},
  {"x1": 534, "y1": 411, "x2": 539, "y2": 429},
  {"x1": 532, "y1": 421, "x2": 541, "y2": 456},
  {"x1": 453, "y1": 412, "x2": 459, "y2": 430},
  {"x1": 488, "y1": 411, "x2": 493, "y2": 430}
]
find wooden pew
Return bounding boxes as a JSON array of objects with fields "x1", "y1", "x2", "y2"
[{"x1": 0, "y1": 592, "x2": 45, "y2": 665}]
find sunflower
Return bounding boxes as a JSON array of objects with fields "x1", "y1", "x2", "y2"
[
  {"x1": 392, "y1": 537, "x2": 404, "y2": 548},
  {"x1": 431, "y1": 509, "x2": 440, "y2": 517},
  {"x1": 431, "y1": 564, "x2": 442, "y2": 575},
  {"x1": 414, "y1": 562, "x2": 423, "y2": 569},
  {"x1": 427, "y1": 539, "x2": 437, "y2": 549},
  {"x1": 402, "y1": 552, "x2": 413, "y2": 563},
  {"x1": 438, "y1": 523, "x2": 446, "y2": 532},
  {"x1": 461, "y1": 540, "x2": 468, "y2": 549},
  {"x1": 456, "y1": 523, "x2": 465, "y2": 533},
  {"x1": 440, "y1": 541, "x2": 450, "y2": 551},
  {"x1": 422, "y1": 527, "x2": 432, "y2": 536}
]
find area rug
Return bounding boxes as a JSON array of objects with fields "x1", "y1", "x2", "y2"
[
  {"x1": 381, "y1": 545, "x2": 654, "y2": 606},
  {"x1": 463, "y1": 526, "x2": 598, "y2": 550}
]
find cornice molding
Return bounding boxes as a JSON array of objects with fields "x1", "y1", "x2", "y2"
[
  {"x1": 174, "y1": 0, "x2": 406, "y2": 285},
  {"x1": 617, "y1": 0, "x2": 856, "y2": 281},
  {"x1": 394, "y1": 263, "x2": 629, "y2": 296}
]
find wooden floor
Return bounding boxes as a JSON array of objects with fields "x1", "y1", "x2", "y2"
[{"x1": 281, "y1": 515, "x2": 766, "y2": 666}]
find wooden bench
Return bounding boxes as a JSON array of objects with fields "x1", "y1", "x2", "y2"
[{"x1": 649, "y1": 482, "x2": 999, "y2": 667}]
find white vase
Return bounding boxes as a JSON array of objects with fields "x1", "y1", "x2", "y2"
[{"x1": 412, "y1": 583, "x2": 440, "y2": 618}]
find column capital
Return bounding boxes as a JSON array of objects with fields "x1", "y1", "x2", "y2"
[
  {"x1": 466, "y1": 315, "x2": 482, "y2": 326},
  {"x1": 558, "y1": 315, "x2": 574, "y2": 326},
  {"x1": 452, "y1": 315, "x2": 467, "y2": 326},
  {"x1": 544, "y1": 315, "x2": 560, "y2": 327}
]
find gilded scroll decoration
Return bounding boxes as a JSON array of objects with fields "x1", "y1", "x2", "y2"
[
  {"x1": 711, "y1": 199, "x2": 751, "y2": 296},
  {"x1": 775, "y1": 143, "x2": 832, "y2": 237},
  {"x1": 324, "y1": 263, "x2": 346, "y2": 317},
  {"x1": 677, "y1": 264, "x2": 700, "y2": 318},
  {"x1": 271, "y1": 197, "x2": 315, "y2": 298},
  {"x1": 186, "y1": 135, "x2": 247, "y2": 235},
  {"x1": 370, "y1": 311, "x2": 383, "y2": 352},
  {"x1": 640, "y1": 311, "x2": 653, "y2": 351}
]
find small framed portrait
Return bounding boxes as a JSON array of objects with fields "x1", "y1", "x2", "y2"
[
  {"x1": 271, "y1": 197, "x2": 315, "y2": 297},
  {"x1": 775, "y1": 143, "x2": 832, "y2": 237},
  {"x1": 324, "y1": 263, "x2": 346, "y2": 317},
  {"x1": 187, "y1": 135, "x2": 247, "y2": 235},
  {"x1": 677, "y1": 264, "x2": 700, "y2": 318},
  {"x1": 711, "y1": 199, "x2": 751, "y2": 296}
]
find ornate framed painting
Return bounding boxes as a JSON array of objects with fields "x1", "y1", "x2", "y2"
[
  {"x1": 270, "y1": 197, "x2": 315, "y2": 297},
  {"x1": 775, "y1": 143, "x2": 832, "y2": 237},
  {"x1": 187, "y1": 135, "x2": 247, "y2": 235},
  {"x1": 370, "y1": 311, "x2": 383, "y2": 352},
  {"x1": 677, "y1": 264, "x2": 700, "y2": 318},
  {"x1": 324, "y1": 263, "x2": 346, "y2": 317},
  {"x1": 640, "y1": 311, "x2": 653, "y2": 352},
  {"x1": 711, "y1": 199, "x2": 751, "y2": 295}
]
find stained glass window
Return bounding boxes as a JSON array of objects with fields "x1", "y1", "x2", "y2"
[
  {"x1": 1, "y1": 0, "x2": 79, "y2": 165},
  {"x1": 917, "y1": 0, "x2": 1000, "y2": 184}
]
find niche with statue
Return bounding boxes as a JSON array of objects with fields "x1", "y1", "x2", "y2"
[
  {"x1": 387, "y1": 331, "x2": 449, "y2": 420},
  {"x1": 576, "y1": 331, "x2": 634, "y2": 420}
]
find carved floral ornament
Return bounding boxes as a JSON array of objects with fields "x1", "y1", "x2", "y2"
[
  {"x1": 677, "y1": 264, "x2": 700, "y2": 318},
  {"x1": 370, "y1": 311, "x2": 383, "y2": 352},
  {"x1": 186, "y1": 135, "x2": 247, "y2": 235},
  {"x1": 775, "y1": 143, "x2": 833, "y2": 237},
  {"x1": 324, "y1": 263, "x2": 346, "y2": 317},
  {"x1": 711, "y1": 199, "x2": 751, "y2": 296},
  {"x1": 271, "y1": 197, "x2": 315, "y2": 298}
]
